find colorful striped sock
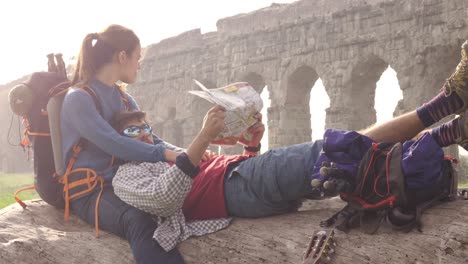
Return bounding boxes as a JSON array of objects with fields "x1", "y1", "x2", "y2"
[
  {"x1": 416, "y1": 91, "x2": 464, "y2": 127},
  {"x1": 431, "y1": 117, "x2": 460, "y2": 147}
]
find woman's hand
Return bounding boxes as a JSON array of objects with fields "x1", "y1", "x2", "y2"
[
  {"x1": 201, "y1": 149, "x2": 217, "y2": 161},
  {"x1": 164, "y1": 149, "x2": 182, "y2": 162},
  {"x1": 238, "y1": 112, "x2": 265, "y2": 148}
]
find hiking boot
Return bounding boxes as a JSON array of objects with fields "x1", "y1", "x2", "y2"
[
  {"x1": 457, "y1": 111, "x2": 468, "y2": 150},
  {"x1": 444, "y1": 40, "x2": 468, "y2": 113}
]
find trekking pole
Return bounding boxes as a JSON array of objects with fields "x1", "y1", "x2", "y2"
[
  {"x1": 47, "y1": 53, "x2": 58, "y2": 73},
  {"x1": 55, "y1": 53, "x2": 67, "y2": 79}
]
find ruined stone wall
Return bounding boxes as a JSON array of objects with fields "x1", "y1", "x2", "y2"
[{"x1": 130, "y1": 0, "x2": 468, "y2": 153}]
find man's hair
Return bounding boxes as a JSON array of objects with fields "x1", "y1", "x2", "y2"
[{"x1": 111, "y1": 111, "x2": 147, "y2": 132}]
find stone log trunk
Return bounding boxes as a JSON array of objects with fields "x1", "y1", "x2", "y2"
[{"x1": 0, "y1": 198, "x2": 467, "y2": 264}]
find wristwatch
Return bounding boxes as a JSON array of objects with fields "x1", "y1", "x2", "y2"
[{"x1": 244, "y1": 143, "x2": 261, "y2": 152}]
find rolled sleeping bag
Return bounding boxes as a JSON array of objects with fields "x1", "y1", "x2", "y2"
[{"x1": 8, "y1": 83, "x2": 34, "y2": 116}]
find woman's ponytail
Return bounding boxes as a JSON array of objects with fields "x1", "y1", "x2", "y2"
[{"x1": 72, "y1": 33, "x2": 97, "y2": 85}]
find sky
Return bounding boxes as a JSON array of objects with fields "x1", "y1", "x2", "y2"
[{"x1": 0, "y1": 0, "x2": 298, "y2": 85}]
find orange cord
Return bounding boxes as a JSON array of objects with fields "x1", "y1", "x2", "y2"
[{"x1": 13, "y1": 185, "x2": 36, "y2": 209}]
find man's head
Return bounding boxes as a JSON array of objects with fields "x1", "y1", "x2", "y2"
[{"x1": 112, "y1": 111, "x2": 154, "y2": 144}]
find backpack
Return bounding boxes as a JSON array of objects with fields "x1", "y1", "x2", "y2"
[
  {"x1": 319, "y1": 141, "x2": 458, "y2": 234},
  {"x1": 8, "y1": 54, "x2": 103, "y2": 209}
]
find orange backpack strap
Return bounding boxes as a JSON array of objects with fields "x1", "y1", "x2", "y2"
[
  {"x1": 48, "y1": 80, "x2": 72, "y2": 97},
  {"x1": 14, "y1": 185, "x2": 36, "y2": 209},
  {"x1": 59, "y1": 143, "x2": 110, "y2": 237}
]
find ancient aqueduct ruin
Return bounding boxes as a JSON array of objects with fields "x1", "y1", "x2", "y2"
[
  {"x1": 2, "y1": 0, "x2": 468, "y2": 170},
  {"x1": 130, "y1": 0, "x2": 468, "y2": 155}
]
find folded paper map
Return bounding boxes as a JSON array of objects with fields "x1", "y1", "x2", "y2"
[{"x1": 189, "y1": 80, "x2": 264, "y2": 146}]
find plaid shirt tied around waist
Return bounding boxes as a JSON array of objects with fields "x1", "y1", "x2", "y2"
[{"x1": 113, "y1": 161, "x2": 231, "y2": 251}]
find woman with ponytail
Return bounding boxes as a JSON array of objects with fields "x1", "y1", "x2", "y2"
[{"x1": 61, "y1": 24, "x2": 185, "y2": 263}]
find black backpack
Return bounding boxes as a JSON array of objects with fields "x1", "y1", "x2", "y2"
[
  {"x1": 8, "y1": 54, "x2": 102, "y2": 209},
  {"x1": 320, "y1": 142, "x2": 458, "y2": 233}
]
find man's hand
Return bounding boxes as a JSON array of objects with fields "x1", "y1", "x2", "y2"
[
  {"x1": 185, "y1": 105, "x2": 226, "y2": 166},
  {"x1": 199, "y1": 105, "x2": 226, "y2": 142},
  {"x1": 238, "y1": 112, "x2": 265, "y2": 148}
]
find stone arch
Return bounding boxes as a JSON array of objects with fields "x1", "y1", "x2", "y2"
[
  {"x1": 285, "y1": 65, "x2": 319, "y2": 106},
  {"x1": 241, "y1": 72, "x2": 266, "y2": 93},
  {"x1": 346, "y1": 55, "x2": 388, "y2": 130},
  {"x1": 274, "y1": 65, "x2": 320, "y2": 145}
]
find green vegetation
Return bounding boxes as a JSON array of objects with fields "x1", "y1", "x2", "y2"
[{"x1": 0, "y1": 173, "x2": 38, "y2": 209}]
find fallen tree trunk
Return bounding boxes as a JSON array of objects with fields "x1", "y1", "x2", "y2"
[{"x1": 0, "y1": 198, "x2": 467, "y2": 264}]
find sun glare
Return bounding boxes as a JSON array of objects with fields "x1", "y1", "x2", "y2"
[{"x1": 0, "y1": 0, "x2": 297, "y2": 85}]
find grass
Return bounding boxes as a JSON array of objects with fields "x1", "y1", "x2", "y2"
[{"x1": 0, "y1": 173, "x2": 39, "y2": 209}]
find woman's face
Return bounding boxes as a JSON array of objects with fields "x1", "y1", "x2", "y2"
[{"x1": 119, "y1": 44, "x2": 141, "y2": 84}]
